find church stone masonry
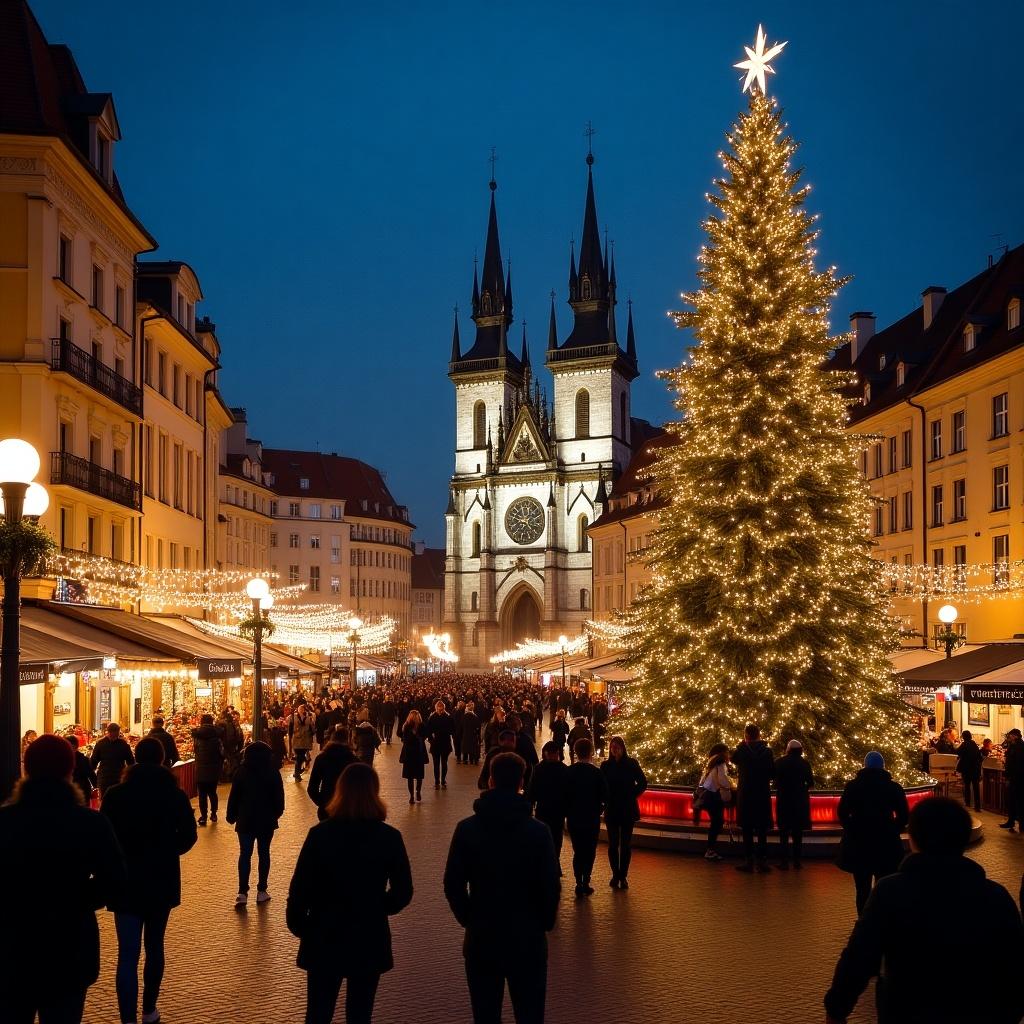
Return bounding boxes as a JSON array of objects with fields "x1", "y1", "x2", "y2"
[{"x1": 444, "y1": 153, "x2": 645, "y2": 667}]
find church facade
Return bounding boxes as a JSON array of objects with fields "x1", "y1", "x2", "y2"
[{"x1": 444, "y1": 154, "x2": 652, "y2": 667}]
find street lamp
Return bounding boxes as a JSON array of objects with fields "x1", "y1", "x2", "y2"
[
  {"x1": 348, "y1": 615, "x2": 363, "y2": 687},
  {"x1": 245, "y1": 577, "x2": 271, "y2": 742},
  {"x1": 937, "y1": 604, "x2": 961, "y2": 659},
  {"x1": 558, "y1": 634, "x2": 568, "y2": 691},
  {"x1": 0, "y1": 439, "x2": 48, "y2": 797}
]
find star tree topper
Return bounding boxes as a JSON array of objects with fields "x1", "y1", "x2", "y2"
[{"x1": 734, "y1": 24, "x2": 787, "y2": 95}]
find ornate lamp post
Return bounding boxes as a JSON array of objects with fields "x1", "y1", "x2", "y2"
[
  {"x1": 558, "y1": 634, "x2": 568, "y2": 691},
  {"x1": 936, "y1": 604, "x2": 962, "y2": 728},
  {"x1": 245, "y1": 578, "x2": 271, "y2": 742},
  {"x1": 0, "y1": 439, "x2": 49, "y2": 797},
  {"x1": 347, "y1": 615, "x2": 363, "y2": 687}
]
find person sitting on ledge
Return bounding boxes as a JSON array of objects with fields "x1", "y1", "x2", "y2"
[{"x1": 824, "y1": 796, "x2": 1024, "y2": 1024}]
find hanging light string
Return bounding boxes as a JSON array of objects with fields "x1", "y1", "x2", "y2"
[
  {"x1": 490, "y1": 634, "x2": 589, "y2": 666},
  {"x1": 186, "y1": 614, "x2": 397, "y2": 655}
]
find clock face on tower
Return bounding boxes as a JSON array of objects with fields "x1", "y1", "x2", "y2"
[{"x1": 504, "y1": 496, "x2": 545, "y2": 545}]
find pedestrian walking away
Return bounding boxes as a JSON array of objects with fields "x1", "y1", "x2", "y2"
[
  {"x1": 91, "y1": 722, "x2": 136, "y2": 797},
  {"x1": 226, "y1": 741, "x2": 286, "y2": 907},
  {"x1": 528, "y1": 741, "x2": 569, "y2": 868},
  {"x1": 307, "y1": 728, "x2": 357, "y2": 821},
  {"x1": 146, "y1": 717, "x2": 180, "y2": 767},
  {"x1": 601, "y1": 735, "x2": 647, "y2": 888},
  {"x1": 836, "y1": 751, "x2": 909, "y2": 914},
  {"x1": 825, "y1": 797, "x2": 1024, "y2": 1024},
  {"x1": 774, "y1": 739, "x2": 813, "y2": 869},
  {"x1": 955, "y1": 729, "x2": 983, "y2": 813},
  {"x1": 191, "y1": 713, "x2": 225, "y2": 826},
  {"x1": 101, "y1": 737, "x2": 198, "y2": 1024},
  {"x1": 1, "y1": 735, "x2": 127, "y2": 1024},
  {"x1": 563, "y1": 738, "x2": 608, "y2": 896},
  {"x1": 68, "y1": 733, "x2": 98, "y2": 806},
  {"x1": 353, "y1": 718, "x2": 383, "y2": 766},
  {"x1": 1000, "y1": 728, "x2": 1024, "y2": 831},
  {"x1": 732, "y1": 723, "x2": 774, "y2": 872},
  {"x1": 445, "y1": 752, "x2": 561, "y2": 1024},
  {"x1": 693, "y1": 742, "x2": 734, "y2": 861},
  {"x1": 287, "y1": 763, "x2": 413, "y2": 1024}
]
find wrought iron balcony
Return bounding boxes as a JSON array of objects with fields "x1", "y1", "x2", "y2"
[
  {"x1": 50, "y1": 451, "x2": 142, "y2": 511},
  {"x1": 546, "y1": 341, "x2": 620, "y2": 363},
  {"x1": 51, "y1": 337, "x2": 142, "y2": 415}
]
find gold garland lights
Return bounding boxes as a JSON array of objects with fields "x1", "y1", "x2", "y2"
[
  {"x1": 186, "y1": 614, "x2": 396, "y2": 655},
  {"x1": 422, "y1": 632, "x2": 460, "y2": 663},
  {"x1": 490, "y1": 634, "x2": 589, "y2": 666},
  {"x1": 618, "y1": 86, "x2": 920, "y2": 788}
]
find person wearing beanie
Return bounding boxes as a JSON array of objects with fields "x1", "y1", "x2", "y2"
[
  {"x1": 0, "y1": 734, "x2": 126, "y2": 1023},
  {"x1": 101, "y1": 737, "x2": 197, "y2": 1024},
  {"x1": 836, "y1": 752, "x2": 910, "y2": 913},
  {"x1": 826, "y1": 797, "x2": 1024, "y2": 1024},
  {"x1": 774, "y1": 739, "x2": 814, "y2": 869}
]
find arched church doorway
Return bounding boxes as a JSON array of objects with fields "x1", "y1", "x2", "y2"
[{"x1": 501, "y1": 586, "x2": 542, "y2": 649}]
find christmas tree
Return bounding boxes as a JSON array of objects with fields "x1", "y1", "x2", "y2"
[{"x1": 621, "y1": 36, "x2": 917, "y2": 788}]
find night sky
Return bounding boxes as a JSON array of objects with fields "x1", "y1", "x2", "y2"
[{"x1": 30, "y1": 1, "x2": 1024, "y2": 545}]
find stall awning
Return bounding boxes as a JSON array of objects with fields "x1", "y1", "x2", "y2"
[
  {"x1": 898, "y1": 643, "x2": 1024, "y2": 686},
  {"x1": 959, "y1": 658, "x2": 1024, "y2": 703},
  {"x1": 19, "y1": 626, "x2": 103, "y2": 666},
  {"x1": 889, "y1": 645, "x2": 982, "y2": 673},
  {"x1": 21, "y1": 605, "x2": 177, "y2": 666}
]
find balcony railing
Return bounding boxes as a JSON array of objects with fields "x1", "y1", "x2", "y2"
[
  {"x1": 50, "y1": 451, "x2": 142, "y2": 511},
  {"x1": 547, "y1": 342, "x2": 620, "y2": 363},
  {"x1": 51, "y1": 337, "x2": 143, "y2": 415}
]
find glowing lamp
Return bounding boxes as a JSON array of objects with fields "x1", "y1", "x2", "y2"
[
  {"x1": 0, "y1": 438, "x2": 40, "y2": 484},
  {"x1": 558, "y1": 634, "x2": 568, "y2": 647},
  {"x1": 102, "y1": 656, "x2": 117, "y2": 670},
  {"x1": 245, "y1": 577, "x2": 270, "y2": 601},
  {"x1": 937, "y1": 604, "x2": 958, "y2": 625},
  {"x1": 260, "y1": 594, "x2": 275, "y2": 611},
  {"x1": 348, "y1": 615, "x2": 363, "y2": 631}
]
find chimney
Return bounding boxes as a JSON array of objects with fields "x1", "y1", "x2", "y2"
[
  {"x1": 849, "y1": 311, "x2": 876, "y2": 363},
  {"x1": 922, "y1": 286, "x2": 947, "y2": 330}
]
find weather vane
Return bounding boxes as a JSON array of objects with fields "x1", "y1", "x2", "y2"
[
  {"x1": 488, "y1": 146, "x2": 498, "y2": 184},
  {"x1": 734, "y1": 25, "x2": 787, "y2": 95}
]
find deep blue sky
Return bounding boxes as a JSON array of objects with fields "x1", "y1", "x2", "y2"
[{"x1": 32, "y1": 1, "x2": 1024, "y2": 545}]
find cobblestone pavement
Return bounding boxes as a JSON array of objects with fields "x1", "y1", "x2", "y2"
[{"x1": 82, "y1": 747, "x2": 1024, "y2": 1024}]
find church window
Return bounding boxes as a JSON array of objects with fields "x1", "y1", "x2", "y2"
[
  {"x1": 473, "y1": 401, "x2": 487, "y2": 449},
  {"x1": 470, "y1": 591, "x2": 478, "y2": 611},
  {"x1": 581, "y1": 275, "x2": 592, "y2": 300},
  {"x1": 482, "y1": 293, "x2": 492, "y2": 315},
  {"x1": 580, "y1": 588, "x2": 589, "y2": 610},
  {"x1": 577, "y1": 514, "x2": 589, "y2": 552},
  {"x1": 471, "y1": 521, "x2": 481, "y2": 557},
  {"x1": 575, "y1": 389, "x2": 590, "y2": 439},
  {"x1": 471, "y1": 624, "x2": 479, "y2": 646}
]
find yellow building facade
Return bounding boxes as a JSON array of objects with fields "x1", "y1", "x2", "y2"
[{"x1": 218, "y1": 408, "x2": 273, "y2": 577}]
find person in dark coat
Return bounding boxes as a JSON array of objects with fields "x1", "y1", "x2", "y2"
[
  {"x1": 478, "y1": 730, "x2": 519, "y2": 790},
  {"x1": 444, "y1": 752, "x2": 561, "y2": 1024},
  {"x1": 288, "y1": 763, "x2": 413, "y2": 1024},
  {"x1": 600, "y1": 735, "x2": 648, "y2": 889},
  {"x1": 0, "y1": 735, "x2": 126, "y2": 1024},
  {"x1": 191, "y1": 713, "x2": 225, "y2": 825},
  {"x1": 528, "y1": 741, "x2": 568, "y2": 866},
  {"x1": 379, "y1": 697, "x2": 397, "y2": 745},
  {"x1": 452, "y1": 701, "x2": 465, "y2": 763},
  {"x1": 226, "y1": 741, "x2": 286, "y2": 907},
  {"x1": 146, "y1": 717, "x2": 180, "y2": 767},
  {"x1": 426, "y1": 700, "x2": 454, "y2": 789},
  {"x1": 265, "y1": 714, "x2": 287, "y2": 771},
  {"x1": 837, "y1": 751, "x2": 910, "y2": 913},
  {"x1": 101, "y1": 737, "x2": 197, "y2": 1024},
  {"x1": 774, "y1": 739, "x2": 813, "y2": 869},
  {"x1": 307, "y1": 729, "x2": 357, "y2": 821},
  {"x1": 353, "y1": 720, "x2": 383, "y2": 766},
  {"x1": 1000, "y1": 728, "x2": 1024, "y2": 831},
  {"x1": 563, "y1": 738, "x2": 608, "y2": 897},
  {"x1": 68, "y1": 734, "x2": 97, "y2": 805},
  {"x1": 955, "y1": 729, "x2": 983, "y2": 812},
  {"x1": 566, "y1": 718, "x2": 592, "y2": 764},
  {"x1": 551, "y1": 709, "x2": 570, "y2": 762},
  {"x1": 510, "y1": 717, "x2": 539, "y2": 792},
  {"x1": 91, "y1": 721, "x2": 135, "y2": 796},
  {"x1": 461, "y1": 702, "x2": 482, "y2": 766},
  {"x1": 825, "y1": 797, "x2": 1024, "y2": 1024},
  {"x1": 732, "y1": 723, "x2": 775, "y2": 872},
  {"x1": 399, "y1": 711, "x2": 428, "y2": 804}
]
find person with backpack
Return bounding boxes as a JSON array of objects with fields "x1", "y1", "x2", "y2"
[
  {"x1": 191, "y1": 713, "x2": 225, "y2": 826},
  {"x1": 399, "y1": 710, "x2": 428, "y2": 804},
  {"x1": 693, "y1": 743, "x2": 734, "y2": 861},
  {"x1": 226, "y1": 741, "x2": 286, "y2": 907},
  {"x1": 101, "y1": 737, "x2": 197, "y2": 1024}
]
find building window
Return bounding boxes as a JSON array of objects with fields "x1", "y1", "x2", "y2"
[
  {"x1": 310, "y1": 535, "x2": 321, "y2": 549},
  {"x1": 158, "y1": 352, "x2": 167, "y2": 396},
  {"x1": 289, "y1": 533, "x2": 299, "y2": 548},
  {"x1": 580, "y1": 588, "x2": 590, "y2": 610},
  {"x1": 577, "y1": 514, "x2": 589, "y2": 552},
  {"x1": 887, "y1": 436, "x2": 897, "y2": 474},
  {"x1": 994, "y1": 534, "x2": 1010, "y2": 586},
  {"x1": 931, "y1": 485, "x2": 943, "y2": 527},
  {"x1": 993, "y1": 465, "x2": 1010, "y2": 511},
  {"x1": 331, "y1": 575, "x2": 340, "y2": 594},
  {"x1": 873, "y1": 506, "x2": 883, "y2": 537},
  {"x1": 289, "y1": 502, "x2": 300, "y2": 517},
  {"x1": 91, "y1": 265, "x2": 103, "y2": 309},
  {"x1": 863, "y1": 383, "x2": 871, "y2": 406},
  {"x1": 896, "y1": 363, "x2": 905, "y2": 388},
  {"x1": 902, "y1": 429, "x2": 913, "y2": 469},
  {"x1": 878, "y1": 354, "x2": 886, "y2": 370},
  {"x1": 888, "y1": 495, "x2": 898, "y2": 533},
  {"x1": 575, "y1": 389, "x2": 591, "y2": 439},
  {"x1": 963, "y1": 325, "x2": 977, "y2": 352},
  {"x1": 300, "y1": 477, "x2": 310, "y2": 490},
  {"x1": 172, "y1": 365, "x2": 182, "y2": 407},
  {"x1": 331, "y1": 504, "x2": 342, "y2": 520},
  {"x1": 470, "y1": 591, "x2": 478, "y2": 611},
  {"x1": 309, "y1": 566, "x2": 320, "y2": 592},
  {"x1": 992, "y1": 392, "x2": 1009, "y2": 438},
  {"x1": 872, "y1": 443, "x2": 882, "y2": 478},
  {"x1": 473, "y1": 400, "x2": 488, "y2": 449},
  {"x1": 471, "y1": 521, "x2": 481, "y2": 557},
  {"x1": 953, "y1": 478, "x2": 966, "y2": 521},
  {"x1": 115, "y1": 285, "x2": 125, "y2": 328},
  {"x1": 309, "y1": 504, "x2": 321, "y2": 519},
  {"x1": 1009, "y1": 299, "x2": 1021, "y2": 332},
  {"x1": 902, "y1": 490, "x2": 913, "y2": 530},
  {"x1": 288, "y1": 564, "x2": 300, "y2": 585},
  {"x1": 860, "y1": 450, "x2": 867, "y2": 477},
  {"x1": 951, "y1": 410, "x2": 965, "y2": 453},
  {"x1": 953, "y1": 544, "x2": 967, "y2": 591},
  {"x1": 929, "y1": 420, "x2": 942, "y2": 461},
  {"x1": 331, "y1": 541, "x2": 341, "y2": 563},
  {"x1": 270, "y1": 532, "x2": 277, "y2": 548},
  {"x1": 58, "y1": 235, "x2": 72, "y2": 284}
]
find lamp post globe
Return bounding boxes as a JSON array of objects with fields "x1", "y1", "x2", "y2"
[
  {"x1": 348, "y1": 615, "x2": 363, "y2": 632},
  {"x1": 0, "y1": 438, "x2": 41, "y2": 485},
  {"x1": 245, "y1": 577, "x2": 270, "y2": 742},
  {"x1": 558, "y1": 635, "x2": 568, "y2": 691},
  {"x1": 259, "y1": 593, "x2": 274, "y2": 611},
  {"x1": 246, "y1": 577, "x2": 270, "y2": 601},
  {"x1": 938, "y1": 604, "x2": 958, "y2": 625},
  {"x1": 348, "y1": 616, "x2": 362, "y2": 687}
]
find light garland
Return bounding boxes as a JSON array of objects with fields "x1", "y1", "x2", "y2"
[
  {"x1": 422, "y1": 632, "x2": 459, "y2": 663},
  {"x1": 490, "y1": 634, "x2": 589, "y2": 666},
  {"x1": 186, "y1": 614, "x2": 397, "y2": 655},
  {"x1": 584, "y1": 618, "x2": 632, "y2": 646}
]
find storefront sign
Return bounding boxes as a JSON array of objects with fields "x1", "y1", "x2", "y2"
[
  {"x1": 19, "y1": 664, "x2": 47, "y2": 685},
  {"x1": 961, "y1": 684, "x2": 1024, "y2": 704},
  {"x1": 195, "y1": 686, "x2": 213, "y2": 697},
  {"x1": 197, "y1": 658, "x2": 242, "y2": 679},
  {"x1": 99, "y1": 687, "x2": 112, "y2": 723},
  {"x1": 900, "y1": 682, "x2": 936, "y2": 696}
]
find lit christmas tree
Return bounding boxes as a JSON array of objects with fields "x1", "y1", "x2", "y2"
[{"x1": 621, "y1": 30, "x2": 917, "y2": 787}]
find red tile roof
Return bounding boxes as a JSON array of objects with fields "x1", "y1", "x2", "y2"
[
  {"x1": 261, "y1": 449, "x2": 413, "y2": 527},
  {"x1": 411, "y1": 547, "x2": 445, "y2": 590}
]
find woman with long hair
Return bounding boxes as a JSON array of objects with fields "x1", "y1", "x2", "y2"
[
  {"x1": 551, "y1": 708, "x2": 571, "y2": 762},
  {"x1": 695, "y1": 742, "x2": 734, "y2": 861},
  {"x1": 287, "y1": 764, "x2": 413, "y2": 1024},
  {"x1": 399, "y1": 710, "x2": 427, "y2": 803},
  {"x1": 600, "y1": 735, "x2": 648, "y2": 888}
]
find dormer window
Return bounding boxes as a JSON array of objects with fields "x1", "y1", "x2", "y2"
[
  {"x1": 299, "y1": 477, "x2": 310, "y2": 491},
  {"x1": 1009, "y1": 299, "x2": 1021, "y2": 331},
  {"x1": 963, "y1": 325, "x2": 977, "y2": 352},
  {"x1": 177, "y1": 295, "x2": 185, "y2": 324},
  {"x1": 878, "y1": 354, "x2": 886, "y2": 370},
  {"x1": 896, "y1": 363, "x2": 905, "y2": 388},
  {"x1": 863, "y1": 383, "x2": 871, "y2": 406},
  {"x1": 96, "y1": 134, "x2": 110, "y2": 181}
]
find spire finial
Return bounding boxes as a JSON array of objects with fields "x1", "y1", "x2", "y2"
[
  {"x1": 584, "y1": 120, "x2": 596, "y2": 165},
  {"x1": 489, "y1": 146, "x2": 498, "y2": 190}
]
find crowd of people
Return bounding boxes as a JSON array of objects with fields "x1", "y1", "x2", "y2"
[{"x1": 7, "y1": 675, "x2": 1024, "y2": 1024}]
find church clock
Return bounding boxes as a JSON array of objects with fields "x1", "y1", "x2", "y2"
[{"x1": 504, "y1": 496, "x2": 545, "y2": 545}]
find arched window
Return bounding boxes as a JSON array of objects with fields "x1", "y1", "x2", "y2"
[
  {"x1": 575, "y1": 389, "x2": 590, "y2": 439},
  {"x1": 470, "y1": 591, "x2": 478, "y2": 611},
  {"x1": 580, "y1": 588, "x2": 590, "y2": 610},
  {"x1": 481, "y1": 293, "x2": 492, "y2": 315},
  {"x1": 471, "y1": 624, "x2": 479, "y2": 646},
  {"x1": 581, "y1": 275, "x2": 592, "y2": 300},
  {"x1": 473, "y1": 401, "x2": 486, "y2": 449},
  {"x1": 471, "y1": 521, "x2": 481, "y2": 557},
  {"x1": 577, "y1": 514, "x2": 589, "y2": 552},
  {"x1": 619, "y1": 393, "x2": 628, "y2": 441}
]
